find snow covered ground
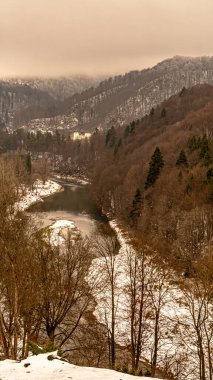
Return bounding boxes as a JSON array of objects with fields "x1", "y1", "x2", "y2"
[
  {"x1": 89, "y1": 220, "x2": 204, "y2": 379},
  {"x1": 0, "y1": 352, "x2": 159, "y2": 380},
  {"x1": 48, "y1": 219, "x2": 78, "y2": 245},
  {"x1": 54, "y1": 174, "x2": 90, "y2": 185},
  {"x1": 17, "y1": 180, "x2": 62, "y2": 211}
]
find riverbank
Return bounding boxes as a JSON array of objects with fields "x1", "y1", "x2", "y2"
[
  {"x1": 54, "y1": 174, "x2": 90, "y2": 185},
  {"x1": 90, "y1": 218, "x2": 198, "y2": 379},
  {"x1": 17, "y1": 179, "x2": 63, "y2": 211}
]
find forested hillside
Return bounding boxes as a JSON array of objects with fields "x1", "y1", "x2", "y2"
[
  {"x1": 89, "y1": 84, "x2": 213, "y2": 272},
  {"x1": 0, "y1": 82, "x2": 56, "y2": 127},
  {"x1": 32, "y1": 56, "x2": 213, "y2": 131},
  {"x1": 3, "y1": 56, "x2": 213, "y2": 132}
]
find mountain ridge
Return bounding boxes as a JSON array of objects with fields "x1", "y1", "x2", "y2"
[
  {"x1": 25, "y1": 55, "x2": 213, "y2": 132},
  {"x1": 2, "y1": 55, "x2": 213, "y2": 130}
]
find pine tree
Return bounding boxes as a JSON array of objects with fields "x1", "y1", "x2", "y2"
[
  {"x1": 105, "y1": 126, "x2": 116, "y2": 147},
  {"x1": 199, "y1": 135, "x2": 209, "y2": 159},
  {"x1": 124, "y1": 125, "x2": 130, "y2": 138},
  {"x1": 114, "y1": 138, "x2": 122, "y2": 156},
  {"x1": 206, "y1": 167, "x2": 213, "y2": 182},
  {"x1": 161, "y1": 108, "x2": 166, "y2": 118},
  {"x1": 145, "y1": 147, "x2": 164, "y2": 189},
  {"x1": 130, "y1": 121, "x2": 136, "y2": 134},
  {"x1": 150, "y1": 107, "x2": 155, "y2": 116},
  {"x1": 26, "y1": 153, "x2": 32, "y2": 175},
  {"x1": 200, "y1": 135, "x2": 212, "y2": 166},
  {"x1": 129, "y1": 189, "x2": 142, "y2": 228},
  {"x1": 176, "y1": 149, "x2": 188, "y2": 167}
]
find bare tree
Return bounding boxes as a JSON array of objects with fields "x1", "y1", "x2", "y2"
[
  {"x1": 92, "y1": 234, "x2": 120, "y2": 368},
  {"x1": 147, "y1": 262, "x2": 170, "y2": 377},
  {"x1": 124, "y1": 245, "x2": 150, "y2": 371},
  {"x1": 36, "y1": 233, "x2": 97, "y2": 348}
]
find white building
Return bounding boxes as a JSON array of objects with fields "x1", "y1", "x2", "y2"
[{"x1": 70, "y1": 131, "x2": 91, "y2": 141}]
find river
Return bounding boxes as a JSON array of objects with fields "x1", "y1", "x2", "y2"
[{"x1": 27, "y1": 179, "x2": 108, "y2": 236}]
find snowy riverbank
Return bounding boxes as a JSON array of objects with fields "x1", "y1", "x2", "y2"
[
  {"x1": 54, "y1": 174, "x2": 90, "y2": 185},
  {"x1": 17, "y1": 180, "x2": 63, "y2": 211},
  {"x1": 0, "y1": 352, "x2": 159, "y2": 380},
  {"x1": 90, "y1": 219, "x2": 199, "y2": 379}
]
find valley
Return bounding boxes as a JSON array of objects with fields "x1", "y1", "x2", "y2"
[{"x1": 1, "y1": 57, "x2": 213, "y2": 380}]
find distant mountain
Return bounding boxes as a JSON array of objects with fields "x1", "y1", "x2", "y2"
[
  {"x1": 3, "y1": 76, "x2": 102, "y2": 101},
  {"x1": 2, "y1": 56, "x2": 213, "y2": 130},
  {"x1": 0, "y1": 81, "x2": 55, "y2": 128},
  {"x1": 53, "y1": 56, "x2": 213, "y2": 131},
  {"x1": 0, "y1": 76, "x2": 101, "y2": 128}
]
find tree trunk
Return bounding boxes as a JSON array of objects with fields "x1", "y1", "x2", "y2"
[
  {"x1": 111, "y1": 283, "x2": 115, "y2": 368},
  {"x1": 0, "y1": 312, "x2": 9, "y2": 358},
  {"x1": 151, "y1": 310, "x2": 159, "y2": 377}
]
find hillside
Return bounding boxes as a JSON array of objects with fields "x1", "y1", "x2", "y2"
[
  {"x1": 32, "y1": 55, "x2": 213, "y2": 131},
  {"x1": 90, "y1": 83, "x2": 213, "y2": 271},
  {"x1": 0, "y1": 81, "x2": 56, "y2": 128},
  {"x1": 2, "y1": 76, "x2": 102, "y2": 101},
  {"x1": 0, "y1": 76, "x2": 100, "y2": 128},
  {"x1": 4, "y1": 55, "x2": 213, "y2": 132}
]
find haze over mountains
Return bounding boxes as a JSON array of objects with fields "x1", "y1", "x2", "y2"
[
  {"x1": 1, "y1": 76, "x2": 102, "y2": 101},
  {"x1": 1, "y1": 56, "x2": 213, "y2": 131}
]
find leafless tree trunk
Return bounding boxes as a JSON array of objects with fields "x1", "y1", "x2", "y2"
[
  {"x1": 93, "y1": 234, "x2": 120, "y2": 369},
  {"x1": 125, "y1": 245, "x2": 150, "y2": 371}
]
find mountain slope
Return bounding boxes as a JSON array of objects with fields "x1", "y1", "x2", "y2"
[
  {"x1": 48, "y1": 56, "x2": 213, "y2": 131},
  {"x1": 0, "y1": 76, "x2": 101, "y2": 128},
  {"x1": 0, "y1": 81, "x2": 56, "y2": 128},
  {"x1": 2, "y1": 76, "x2": 102, "y2": 101},
  {"x1": 90, "y1": 83, "x2": 213, "y2": 271},
  {"x1": 3, "y1": 56, "x2": 213, "y2": 131}
]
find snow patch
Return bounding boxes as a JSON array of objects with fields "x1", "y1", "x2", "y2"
[
  {"x1": 17, "y1": 180, "x2": 62, "y2": 211},
  {"x1": 0, "y1": 352, "x2": 159, "y2": 380},
  {"x1": 48, "y1": 219, "x2": 78, "y2": 246}
]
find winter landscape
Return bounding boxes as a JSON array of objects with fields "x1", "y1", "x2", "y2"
[{"x1": 0, "y1": 1, "x2": 213, "y2": 379}]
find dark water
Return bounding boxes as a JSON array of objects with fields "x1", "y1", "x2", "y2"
[{"x1": 28, "y1": 180, "x2": 108, "y2": 236}]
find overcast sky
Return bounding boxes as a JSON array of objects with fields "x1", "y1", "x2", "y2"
[{"x1": 0, "y1": 0, "x2": 213, "y2": 77}]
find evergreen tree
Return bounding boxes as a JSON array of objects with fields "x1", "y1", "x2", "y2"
[
  {"x1": 176, "y1": 149, "x2": 188, "y2": 167},
  {"x1": 130, "y1": 121, "x2": 136, "y2": 134},
  {"x1": 114, "y1": 138, "x2": 122, "y2": 156},
  {"x1": 199, "y1": 135, "x2": 210, "y2": 159},
  {"x1": 145, "y1": 147, "x2": 164, "y2": 189},
  {"x1": 184, "y1": 175, "x2": 194, "y2": 195},
  {"x1": 187, "y1": 135, "x2": 200, "y2": 152},
  {"x1": 124, "y1": 125, "x2": 130, "y2": 138},
  {"x1": 206, "y1": 167, "x2": 213, "y2": 182},
  {"x1": 161, "y1": 108, "x2": 166, "y2": 118},
  {"x1": 200, "y1": 135, "x2": 212, "y2": 166},
  {"x1": 150, "y1": 107, "x2": 155, "y2": 116},
  {"x1": 26, "y1": 153, "x2": 32, "y2": 175},
  {"x1": 129, "y1": 189, "x2": 142, "y2": 228},
  {"x1": 105, "y1": 126, "x2": 116, "y2": 147}
]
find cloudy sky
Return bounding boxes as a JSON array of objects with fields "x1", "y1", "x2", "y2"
[{"x1": 0, "y1": 0, "x2": 213, "y2": 77}]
